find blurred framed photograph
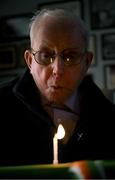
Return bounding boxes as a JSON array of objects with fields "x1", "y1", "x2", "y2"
[
  {"x1": 38, "y1": 0, "x2": 83, "y2": 18},
  {"x1": 0, "y1": 45, "x2": 16, "y2": 69},
  {"x1": 104, "y1": 65, "x2": 115, "y2": 90},
  {"x1": 90, "y1": 0, "x2": 115, "y2": 29},
  {"x1": 0, "y1": 13, "x2": 32, "y2": 42},
  {"x1": 88, "y1": 35, "x2": 96, "y2": 65},
  {"x1": 102, "y1": 33, "x2": 115, "y2": 60}
]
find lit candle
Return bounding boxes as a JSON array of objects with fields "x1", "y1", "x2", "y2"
[
  {"x1": 53, "y1": 124, "x2": 65, "y2": 164},
  {"x1": 53, "y1": 134, "x2": 58, "y2": 164}
]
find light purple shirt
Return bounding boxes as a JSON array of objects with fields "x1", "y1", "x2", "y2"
[{"x1": 53, "y1": 91, "x2": 80, "y2": 143}]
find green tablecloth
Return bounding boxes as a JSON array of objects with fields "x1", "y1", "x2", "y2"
[{"x1": 0, "y1": 160, "x2": 115, "y2": 179}]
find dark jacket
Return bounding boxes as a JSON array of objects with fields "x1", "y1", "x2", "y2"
[{"x1": 0, "y1": 69, "x2": 115, "y2": 166}]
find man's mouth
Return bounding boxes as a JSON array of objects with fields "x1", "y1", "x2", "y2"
[
  {"x1": 50, "y1": 86, "x2": 63, "y2": 91},
  {"x1": 51, "y1": 86, "x2": 62, "y2": 89}
]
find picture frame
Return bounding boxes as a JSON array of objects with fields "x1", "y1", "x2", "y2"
[
  {"x1": 101, "y1": 33, "x2": 115, "y2": 60},
  {"x1": 88, "y1": 35, "x2": 96, "y2": 66},
  {"x1": 90, "y1": 0, "x2": 115, "y2": 29},
  {"x1": 0, "y1": 44, "x2": 17, "y2": 69},
  {"x1": 0, "y1": 13, "x2": 32, "y2": 43},
  {"x1": 37, "y1": 0, "x2": 83, "y2": 18},
  {"x1": 104, "y1": 65, "x2": 115, "y2": 90}
]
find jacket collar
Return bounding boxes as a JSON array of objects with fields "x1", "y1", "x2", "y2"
[
  {"x1": 13, "y1": 68, "x2": 41, "y2": 106},
  {"x1": 13, "y1": 69, "x2": 53, "y2": 125}
]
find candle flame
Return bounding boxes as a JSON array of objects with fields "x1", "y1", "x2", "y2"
[{"x1": 57, "y1": 124, "x2": 65, "y2": 140}]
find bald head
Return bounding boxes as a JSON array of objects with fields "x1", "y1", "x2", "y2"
[{"x1": 29, "y1": 9, "x2": 89, "y2": 49}]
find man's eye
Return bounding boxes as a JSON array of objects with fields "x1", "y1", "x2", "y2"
[
  {"x1": 65, "y1": 54, "x2": 79, "y2": 60},
  {"x1": 41, "y1": 52, "x2": 51, "y2": 59}
]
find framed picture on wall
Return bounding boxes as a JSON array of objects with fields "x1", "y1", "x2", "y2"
[
  {"x1": 0, "y1": 13, "x2": 32, "y2": 43},
  {"x1": 37, "y1": 0, "x2": 83, "y2": 18},
  {"x1": 90, "y1": 0, "x2": 115, "y2": 29},
  {"x1": 104, "y1": 65, "x2": 115, "y2": 90},
  {"x1": 102, "y1": 33, "x2": 115, "y2": 60},
  {"x1": 88, "y1": 35, "x2": 96, "y2": 66},
  {"x1": 0, "y1": 44, "x2": 17, "y2": 69}
]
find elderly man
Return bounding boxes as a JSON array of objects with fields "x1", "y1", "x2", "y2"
[{"x1": 0, "y1": 9, "x2": 115, "y2": 166}]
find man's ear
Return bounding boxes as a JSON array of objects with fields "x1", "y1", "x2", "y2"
[
  {"x1": 86, "y1": 51, "x2": 93, "y2": 68},
  {"x1": 24, "y1": 50, "x2": 32, "y2": 70}
]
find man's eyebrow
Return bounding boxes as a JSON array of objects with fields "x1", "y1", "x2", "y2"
[{"x1": 38, "y1": 46, "x2": 54, "y2": 51}]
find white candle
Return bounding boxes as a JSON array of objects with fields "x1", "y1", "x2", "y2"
[
  {"x1": 53, "y1": 124, "x2": 65, "y2": 164},
  {"x1": 53, "y1": 134, "x2": 58, "y2": 164}
]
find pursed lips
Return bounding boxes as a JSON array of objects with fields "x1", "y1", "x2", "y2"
[
  {"x1": 47, "y1": 84, "x2": 65, "y2": 92},
  {"x1": 50, "y1": 85, "x2": 63, "y2": 90},
  {"x1": 48, "y1": 85, "x2": 72, "y2": 93}
]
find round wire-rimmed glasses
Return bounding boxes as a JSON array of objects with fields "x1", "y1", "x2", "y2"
[{"x1": 31, "y1": 48, "x2": 87, "y2": 66}]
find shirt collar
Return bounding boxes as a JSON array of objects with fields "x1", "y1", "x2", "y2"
[{"x1": 65, "y1": 90, "x2": 78, "y2": 112}]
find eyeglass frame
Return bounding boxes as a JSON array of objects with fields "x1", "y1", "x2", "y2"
[{"x1": 30, "y1": 48, "x2": 87, "y2": 66}]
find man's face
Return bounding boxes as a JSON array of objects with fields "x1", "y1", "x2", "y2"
[{"x1": 25, "y1": 16, "x2": 92, "y2": 105}]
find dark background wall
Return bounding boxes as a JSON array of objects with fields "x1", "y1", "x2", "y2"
[{"x1": 0, "y1": 0, "x2": 115, "y2": 103}]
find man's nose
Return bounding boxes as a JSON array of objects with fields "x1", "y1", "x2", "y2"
[{"x1": 52, "y1": 55, "x2": 64, "y2": 76}]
